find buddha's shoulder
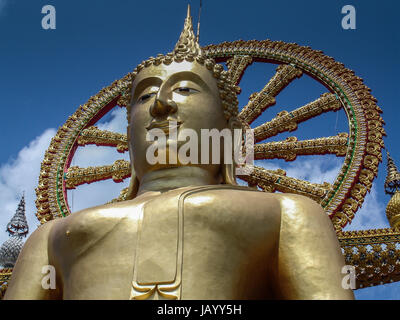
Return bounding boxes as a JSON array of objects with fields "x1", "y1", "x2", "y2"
[
  {"x1": 183, "y1": 184, "x2": 317, "y2": 206},
  {"x1": 46, "y1": 199, "x2": 144, "y2": 236},
  {"x1": 187, "y1": 186, "x2": 326, "y2": 221},
  {"x1": 184, "y1": 185, "x2": 281, "y2": 205},
  {"x1": 272, "y1": 192, "x2": 332, "y2": 229},
  {"x1": 181, "y1": 185, "x2": 283, "y2": 217}
]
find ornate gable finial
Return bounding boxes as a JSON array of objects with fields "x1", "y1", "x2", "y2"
[
  {"x1": 173, "y1": 4, "x2": 203, "y2": 57},
  {"x1": 385, "y1": 151, "x2": 400, "y2": 196}
]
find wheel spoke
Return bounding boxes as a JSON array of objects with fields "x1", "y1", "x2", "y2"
[
  {"x1": 239, "y1": 165, "x2": 331, "y2": 202},
  {"x1": 65, "y1": 160, "x2": 131, "y2": 189},
  {"x1": 226, "y1": 55, "x2": 253, "y2": 85},
  {"x1": 109, "y1": 187, "x2": 130, "y2": 204},
  {"x1": 253, "y1": 93, "x2": 342, "y2": 142},
  {"x1": 78, "y1": 126, "x2": 128, "y2": 152},
  {"x1": 254, "y1": 133, "x2": 348, "y2": 161},
  {"x1": 239, "y1": 64, "x2": 302, "y2": 124}
]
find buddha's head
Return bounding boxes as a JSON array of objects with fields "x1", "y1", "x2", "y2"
[{"x1": 126, "y1": 5, "x2": 240, "y2": 197}]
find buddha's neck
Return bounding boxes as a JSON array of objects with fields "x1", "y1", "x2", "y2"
[{"x1": 137, "y1": 166, "x2": 220, "y2": 195}]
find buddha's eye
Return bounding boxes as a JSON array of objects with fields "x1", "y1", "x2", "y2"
[
  {"x1": 173, "y1": 87, "x2": 199, "y2": 95},
  {"x1": 137, "y1": 92, "x2": 156, "y2": 103}
]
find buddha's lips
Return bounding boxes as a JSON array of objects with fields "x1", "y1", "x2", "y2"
[{"x1": 146, "y1": 120, "x2": 182, "y2": 135}]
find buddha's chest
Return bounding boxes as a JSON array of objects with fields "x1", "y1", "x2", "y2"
[{"x1": 56, "y1": 187, "x2": 280, "y2": 299}]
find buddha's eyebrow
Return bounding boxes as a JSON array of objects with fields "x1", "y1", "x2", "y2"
[
  {"x1": 132, "y1": 77, "x2": 162, "y2": 101},
  {"x1": 165, "y1": 71, "x2": 210, "y2": 91}
]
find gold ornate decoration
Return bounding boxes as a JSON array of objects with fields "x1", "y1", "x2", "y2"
[
  {"x1": 386, "y1": 192, "x2": 400, "y2": 229},
  {"x1": 65, "y1": 160, "x2": 130, "y2": 189},
  {"x1": 239, "y1": 64, "x2": 303, "y2": 124},
  {"x1": 254, "y1": 133, "x2": 348, "y2": 161},
  {"x1": 77, "y1": 126, "x2": 128, "y2": 152},
  {"x1": 338, "y1": 229, "x2": 400, "y2": 288},
  {"x1": 241, "y1": 165, "x2": 331, "y2": 202},
  {"x1": 0, "y1": 269, "x2": 12, "y2": 299},
  {"x1": 226, "y1": 55, "x2": 253, "y2": 86},
  {"x1": 253, "y1": 93, "x2": 342, "y2": 142},
  {"x1": 173, "y1": 5, "x2": 202, "y2": 57}
]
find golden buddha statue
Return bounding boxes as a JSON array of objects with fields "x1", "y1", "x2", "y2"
[{"x1": 4, "y1": 6, "x2": 354, "y2": 300}]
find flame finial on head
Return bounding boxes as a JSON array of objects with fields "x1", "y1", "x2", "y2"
[
  {"x1": 173, "y1": 5, "x2": 203, "y2": 57},
  {"x1": 125, "y1": 4, "x2": 239, "y2": 124}
]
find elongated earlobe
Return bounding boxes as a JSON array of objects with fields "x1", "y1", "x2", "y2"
[
  {"x1": 126, "y1": 124, "x2": 139, "y2": 199},
  {"x1": 222, "y1": 163, "x2": 238, "y2": 185},
  {"x1": 221, "y1": 117, "x2": 245, "y2": 185},
  {"x1": 126, "y1": 174, "x2": 139, "y2": 200}
]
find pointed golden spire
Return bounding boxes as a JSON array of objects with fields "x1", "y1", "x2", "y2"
[
  {"x1": 173, "y1": 4, "x2": 203, "y2": 57},
  {"x1": 385, "y1": 151, "x2": 400, "y2": 195},
  {"x1": 385, "y1": 152, "x2": 400, "y2": 229}
]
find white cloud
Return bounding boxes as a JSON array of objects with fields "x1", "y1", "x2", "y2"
[
  {"x1": 257, "y1": 156, "x2": 342, "y2": 185},
  {"x1": 97, "y1": 107, "x2": 127, "y2": 134},
  {"x1": 0, "y1": 128, "x2": 56, "y2": 245}
]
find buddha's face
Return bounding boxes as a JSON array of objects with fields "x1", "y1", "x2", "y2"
[{"x1": 128, "y1": 60, "x2": 229, "y2": 181}]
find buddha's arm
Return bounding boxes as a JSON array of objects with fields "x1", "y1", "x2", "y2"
[
  {"x1": 4, "y1": 220, "x2": 61, "y2": 300},
  {"x1": 276, "y1": 194, "x2": 354, "y2": 300}
]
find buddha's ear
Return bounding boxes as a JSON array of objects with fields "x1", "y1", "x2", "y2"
[
  {"x1": 222, "y1": 163, "x2": 238, "y2": 185},
  {"x1": 221, "y1": 117, "x2": 243, "y2": 185},
  {"x1": 126, "y1": 124, "x2": 139, "y2": 200},
  {"x1": 227, "y1": 117, "x2": 243, "y2": 131},
  {"x1": 125, "y1": 175, "x2": 139, "y2": 200}
]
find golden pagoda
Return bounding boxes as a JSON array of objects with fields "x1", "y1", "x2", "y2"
[{"x1": 385, "y1": 152, "x2": 400, "y2": 229}]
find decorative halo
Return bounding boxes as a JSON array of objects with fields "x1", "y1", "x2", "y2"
[{"x1": 35, "y1": 39, "x2": 385, "y2": 231}]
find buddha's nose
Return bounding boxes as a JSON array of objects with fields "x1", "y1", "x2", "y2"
[{"x1": 150, "y1": 92, "x2": 178, "y2": 118}]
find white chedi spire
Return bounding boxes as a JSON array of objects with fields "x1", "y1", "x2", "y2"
[
  {"x1": 0, "y1": 236, "x2": 24, "y2": 268},
  {"x1": 0, "y1": 195, "x2": 29, "y2": 268}
]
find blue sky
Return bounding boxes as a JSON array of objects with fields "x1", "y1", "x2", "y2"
[{"x1": 0, "y1": 0, "x2": 399, "y2": 299}]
